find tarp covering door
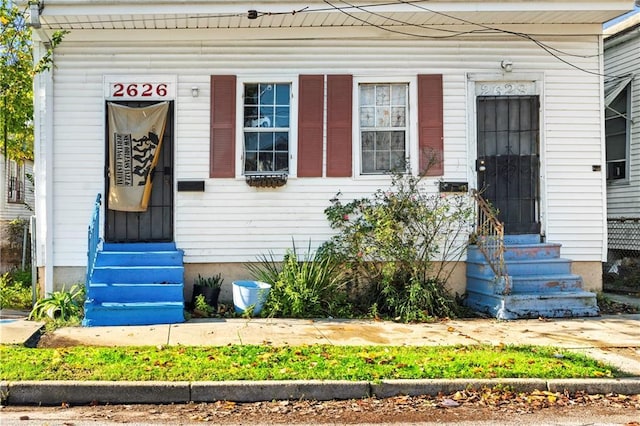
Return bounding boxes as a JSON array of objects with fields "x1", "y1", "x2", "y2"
[
  {"x1": 107, "y1": 101, "x2": 169, "y2": 211},
  {"x1": 105, "y1": 101, "x2": 174, "y2": 242}
]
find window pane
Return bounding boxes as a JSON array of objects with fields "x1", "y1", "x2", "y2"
[
  {"x1": 391, "y1": 84, "x2": 406, "y2": 105},
  {"x1": 245, "y1": 132, "x2": 258, "y2": 150},
  {"x1": 245, "y1": 152, "x2": 258, "y2": 172},
  {"x1": 391, "y1": 107, "x2": 405, "y2": 127},
  {"x1": 376, "y1": 85, "x2": 390, "y2": 106},
  {"x1": 245, "y1": 84, "x2": 258, "y2": 105},
  {"x1": 390, "y1": 131, "x2": 405, "y2": 150},
  {"x1": 276, "y1": 84, "x2": 290, "y2": 104},
  {"x1": 376, "y1": 107, "x2": 390, "y2": 127},
  {"x1": 244, "y1": 107, "x2": 258, "y2": 127},
  {"x1": 275, "y1": 152, "x2": 288, "y2": 171},
  {"x1": 606, "y1": 134, "x2": 626, "y2": 160},
  {"x1": 362, "y1": 131, "x2": 375, "y2": 150},
  {"x1": 360, "y1": 107, "x2": 375, "y2": 127},
  {"x1": 376, "y1": 131, "x2": 390, "y2": 150},
  {"x1": 259, "y1": 84, "x2": 274, "y2": 105},
  {"x1": 362, "y1": 151, "x2": 375, "y2": 173},
  {"x1": 257, "y1": 107, "x2": 274, "y2": 127},
  {"x1": 258, "y1": 152, "x2": 274, "y2": 171},
  {"x1": 376, "y1": 151, "x2": 390, "y2": 171},
  {"x1": 606, "y1": 117, "x2": 626, "y2": 136},
  {"x1": 275, "y1": 107, "x2": 289, "y2": 127},
  {"x1": 360, "y1": 85, "x2": 375, "y2": 106},
  {"x1": 259, "y1": 132, "x2": 274, "y2": 151},
  {"x1": 390, "y1": 151, "x2": 406, "y2": 171},
  {"x1": 274, "y1": 132, "x2": 288, "y2": 150}
]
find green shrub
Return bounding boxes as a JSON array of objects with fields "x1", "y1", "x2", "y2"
[
  {"x1": 0, "y1": 270, "x2": 33, "y2": 309},
  {"x1": 28, "y1": 284, "x2": 84, "y2": 325},
  {"x1": 248, "y1": 242, "x2": 352, "y2": 318},
  {"x1": 322, "y1": 172, "x2": 474, "y2": 322}
]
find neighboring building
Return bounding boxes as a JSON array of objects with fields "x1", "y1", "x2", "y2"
[
  {"x1": 604, "y1": 13, "x2": 640, "y2": 258},
  {"x1": 0, "y1": 154, "x2": 34, "y2": 272},
  {"x1": 27, "y1": 0, "x2": 633, "y2": 323}
]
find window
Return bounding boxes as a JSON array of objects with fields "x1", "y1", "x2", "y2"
[
  {"x1": 243, "y1": 83, "x2": 291, "y2": 174},
  {"x1": 605, "y1": 82, "x2": 630, "y2": 181},
  {"x1": 359, "y1": 83, "x2": 408, "y2": 174},
  {"x1": 7, "y1": 159, "x2": 25, "y2": 203}
]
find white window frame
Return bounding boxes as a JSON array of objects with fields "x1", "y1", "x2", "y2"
[
  {"x1": 352, "y1": 76, "x2": 418, "y2": 177},
  {"x1": 235, "y1": 76, "x2": 298, "y2": 179},
  {"x1": 7, "y1": 158, "x2": 25, "y2": 203},
  {"x1": 605, "y1": 82, "x2": 631, "y2": 184}
]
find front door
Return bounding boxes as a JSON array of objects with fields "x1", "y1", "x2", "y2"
[
  {"x1": 105, "y1": 101, "x2": 174, "y2": 242},
  {"x1": 476, "y1": 95, "x2": 540, "y2": 235}
]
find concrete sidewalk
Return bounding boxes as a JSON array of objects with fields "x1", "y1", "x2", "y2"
[{"x1": 1, "y1": 307, "x2": 639, "y2": 405}]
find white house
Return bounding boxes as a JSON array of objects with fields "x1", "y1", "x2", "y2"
[
  {"x1": 26, "y1": 0, "x2": 635, "y2": 323},
  {"x1": 604, "y1": 12, "x2": 640, "y2": 257},
  {"x1": 0, "y1": 154, "x2": 34, "y2": 273}
]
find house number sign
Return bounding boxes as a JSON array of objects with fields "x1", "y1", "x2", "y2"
[
  {"x1": 110, "y1": 83, "x2": 169, "y2": 98},
  {"x1": 104, "y1": 76, "x2": 176, "y2": 100}
]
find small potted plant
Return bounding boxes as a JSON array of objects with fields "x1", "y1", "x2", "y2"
[{"x1": 191, "y1": 273, "x2": 223, "y2": 311}]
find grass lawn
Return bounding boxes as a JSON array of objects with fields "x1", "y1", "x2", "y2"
[{"x1": 0, "y1": 344, "x2": 624, "y2": 382}]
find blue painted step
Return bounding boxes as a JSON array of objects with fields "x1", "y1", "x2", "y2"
[
  {"x1": 91, "y1": 265, "x2": 184, "y2": 284},
  {"x1": 87, "y1": 283, "x2": 184, "y2": 303},
  {"x1": 83, "y1": 242, "x2": 185, "y2": 327},
  {"x1": 83, "y1": 301, "x2": 185, "y2": 326},
  {"x1": 467, "y1": 243, "x2": 561, "y2": 262},
  {"x1": 464, "y1": 287, "x2": 599, "y2": 320},
  {"x1": 466, "y1": 273, "x2": 584, "y2": 294},
  {"x1": 465, "y1": 235, "x2": 598, "y2": 319},
  {"x1": 466, "y1": 258, "x2": 572, "y2": 277}
]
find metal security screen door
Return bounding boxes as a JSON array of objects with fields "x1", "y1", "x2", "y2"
[
  {"x1": 105, "y1": 101, "x2": 174, "y2": 242},
  {"x1": 476, "y1": 95, "x2": 541, "y2": 235}
]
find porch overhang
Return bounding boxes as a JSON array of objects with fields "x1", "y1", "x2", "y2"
[{"x1": 23, "y1": 0, "x2": 634, "y2": 32}]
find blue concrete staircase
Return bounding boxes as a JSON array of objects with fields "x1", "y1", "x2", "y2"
[
  {"x1": 465, "y1": 234, "x2": 599, "y2": 320},
  {"x1": 82, "y1": 242, "x2": 185, "y2": 326}
]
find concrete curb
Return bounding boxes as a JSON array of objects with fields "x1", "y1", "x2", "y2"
[
  {"x1": 2, "y1": 378, "x2": 639, "y2": 405},
  {"x1": 191, "y1": 380, "x2": 370, "y2": 402}
]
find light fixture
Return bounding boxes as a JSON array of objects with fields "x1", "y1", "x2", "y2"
[
  {"x1": 28, "y1": 2, "x2": 41, "y2": 29},
  {"x1": 500, "y1": 59, "x2": 513, "y2": 72},
  {"x1": 191, "y1": 86, "x2": 199, "y2": 97}
]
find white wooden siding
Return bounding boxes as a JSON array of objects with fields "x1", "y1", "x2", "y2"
[
  {"x1": 47, "y1": 27, "x2": 606, "y2": 266},
  {"x1": 604, "y1": 30, "x2": 640, "y2": 218}
]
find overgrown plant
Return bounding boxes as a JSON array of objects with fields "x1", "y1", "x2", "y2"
[
  {"x1": 0, "y1": 270, "x2": 33, "y2": 309},
  {"x1": 247, "y1": 241, "x2": 351, "y2": 318},
  {"x1": 322, "y1": 172, "x2": 474, "y2": 322},
  {"x1": 28, "y1": 284, "x2": 84, "y2": 325}
]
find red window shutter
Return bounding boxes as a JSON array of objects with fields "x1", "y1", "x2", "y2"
[
  {"x1": 418, "y1": 74, "x2": 444, "y2": 176},
  {"x1": 327, "y1": 74, "x2": 352, "y2": 177},
  {"x1": 210, "y1": 75, "x2": 236, "y2": 178},
  {"x1": 298, "y1": 75, "x2": 324, "y2": 177}
]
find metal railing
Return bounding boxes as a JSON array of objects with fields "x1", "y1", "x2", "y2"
[
  {"x1": 86, "y1": 194, "x2": 102, "y2": 287},
  {"x1": 471, "y1": 190, "x2": 511, "y2": 294}
]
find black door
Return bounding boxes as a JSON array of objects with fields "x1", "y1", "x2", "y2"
[
  {"x1": 477, "y1": 95, "x2": 540, "y2": 235},
  {"x1": 105, "y1": 101, "x2": 174, "y2": 242}
]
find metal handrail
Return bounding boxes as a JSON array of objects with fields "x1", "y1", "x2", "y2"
[
  {"x1": 86, "y1": 194, "x2": 102, "y2": 287},
  {"x1": 471, "y1": 190, "x2": 511, "y2": 294}
]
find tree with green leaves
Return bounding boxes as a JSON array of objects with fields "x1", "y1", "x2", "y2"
[{"x1": 1, "y1": 0, "x2": 65, "y2": 161}]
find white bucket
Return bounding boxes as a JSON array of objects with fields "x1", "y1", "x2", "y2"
[{"x1": 232, "y1": 280, "x2": 271, "y2": 315}]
